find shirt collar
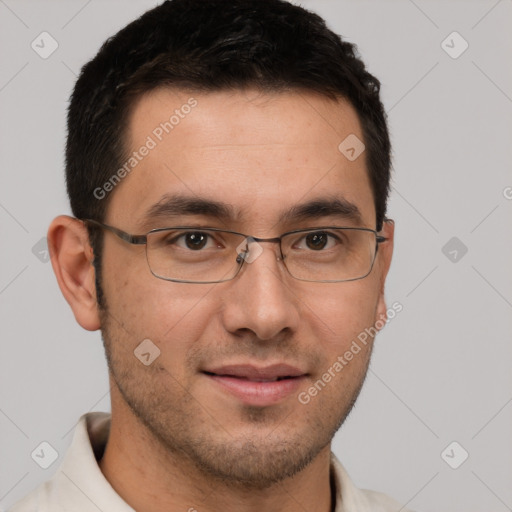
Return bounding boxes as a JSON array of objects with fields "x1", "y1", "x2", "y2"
[{"x1": 17, "y1": 412, "x2": 402, "y2": 512}]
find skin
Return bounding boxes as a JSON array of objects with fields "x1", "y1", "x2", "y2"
[{"x1": 48, "y1": 88, "x2": 394, "y2": 512}]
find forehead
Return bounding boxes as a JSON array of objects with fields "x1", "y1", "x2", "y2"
[{"x1": 108, "y1": 87, "x2": 375, "y2": 231}]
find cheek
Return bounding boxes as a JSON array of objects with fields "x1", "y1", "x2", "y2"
[
  {"x1": 303, "y1": 286, "x2": 378, "y2": 403},
  {"x1": 102, "y1": 248, "x2": 218, "y2": 368},
  {"x1": 301, "y1": 280, "x2": 380, "y2": 351}
]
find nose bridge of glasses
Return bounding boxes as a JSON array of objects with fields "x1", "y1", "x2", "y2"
[{"x1": 235, "y1": 235, "x2": 284, "y2": 264}]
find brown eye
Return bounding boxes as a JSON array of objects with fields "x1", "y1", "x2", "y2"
[
  {"x1": 183, "y1": 232, "x2": 209, "y2": 250},
  {"x1": 305, "y1": 232, "x2": 329, "y2": 250}
]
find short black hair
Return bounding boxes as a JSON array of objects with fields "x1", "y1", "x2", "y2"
[{"x1": 66, "y1": 0, "x2": 391, "y2": 304}]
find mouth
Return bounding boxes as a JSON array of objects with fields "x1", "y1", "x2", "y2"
[
  {"x1": 203, "y1": 372, "x2": 297, "y2": 382},
  {"x1": 201, "y1": 364, "x2": 308, "y2": 406}
]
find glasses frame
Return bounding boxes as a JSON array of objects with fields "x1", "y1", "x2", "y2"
[{"x1": 83, "y1": 218, "x2": 388, "y2": 284}]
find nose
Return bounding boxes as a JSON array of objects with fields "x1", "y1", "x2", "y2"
[{"x1": 221, "y1": 240, "x2": 300, "y2": 341}]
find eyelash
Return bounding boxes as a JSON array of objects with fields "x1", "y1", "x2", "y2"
[{"x1": 167, "y1": 230, "x2": 342, "y2": 251}]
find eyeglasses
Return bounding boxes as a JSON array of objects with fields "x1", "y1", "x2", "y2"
[{"x1": 84, "y1": 219, "x2": 387, "y2": 284}]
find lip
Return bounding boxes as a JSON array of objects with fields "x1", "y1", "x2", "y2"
[{"x1": 202, "y1": 363, "x2": 308, "y2": 406}]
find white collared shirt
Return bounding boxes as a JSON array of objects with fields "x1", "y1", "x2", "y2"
[{"x1": 9, "y1": 412, "x2": 411, "y2": 512}]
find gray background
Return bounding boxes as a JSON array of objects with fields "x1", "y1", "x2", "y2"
[{"x1": 1, "y1": 1, "x2": 511, "y2": 511}]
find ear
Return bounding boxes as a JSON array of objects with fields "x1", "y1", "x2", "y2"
[
  {"x1": 374, "y1": 219, "x2": 395, "y2": 328},
  {"x1": 47, "y1": 215, "x2": 101, "y2": 331}
]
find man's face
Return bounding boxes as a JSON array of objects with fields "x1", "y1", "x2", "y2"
[{"x1": 98, "y1": 88, "x2": 393, "y2": 488}]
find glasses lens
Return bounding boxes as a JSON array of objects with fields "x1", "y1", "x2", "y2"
[
  {"x1": 281, "y1": 228, "x2": 377, "y2": 282},
  {"x1": 146, "y1": 229, "x2": 245, "y2": 283},
  {"x1": 145, "y1": 227, "x2": 377, "y2": 283}
]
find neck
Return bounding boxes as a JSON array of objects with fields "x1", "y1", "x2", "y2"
[{"x1": 99, "y1": 394, "x2": 335, "y2": 512}]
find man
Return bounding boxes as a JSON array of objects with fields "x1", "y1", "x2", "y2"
[{"x1": 10, "y1": 0, "x2": 408, "y2": 510}]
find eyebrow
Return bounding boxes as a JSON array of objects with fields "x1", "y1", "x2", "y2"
[
  {"x1": 141, "y1": 193, "x2": 363, "y2": 228},
  {"x1": 280, "y1": 197, "x2": 362, "y2": 225},
  {"x1": 142, "y1": 194, "x2": 238, "y2": 225}
]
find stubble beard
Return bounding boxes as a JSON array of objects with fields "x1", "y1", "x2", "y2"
[{"x1": 98, "y1": 301, "x2": 371, "y2": 491}]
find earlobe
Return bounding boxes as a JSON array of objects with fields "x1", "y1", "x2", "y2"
[
  {"x1": 48, "y1": 215, "x2": 101, "y2": 331},
  {"x1": 374, "y1": 219, "x2": 395, "y2": 329}
]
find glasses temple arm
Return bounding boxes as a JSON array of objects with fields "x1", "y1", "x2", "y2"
[{"x1": 83, "y1": 219, "x2": 147, "y2": 245}]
